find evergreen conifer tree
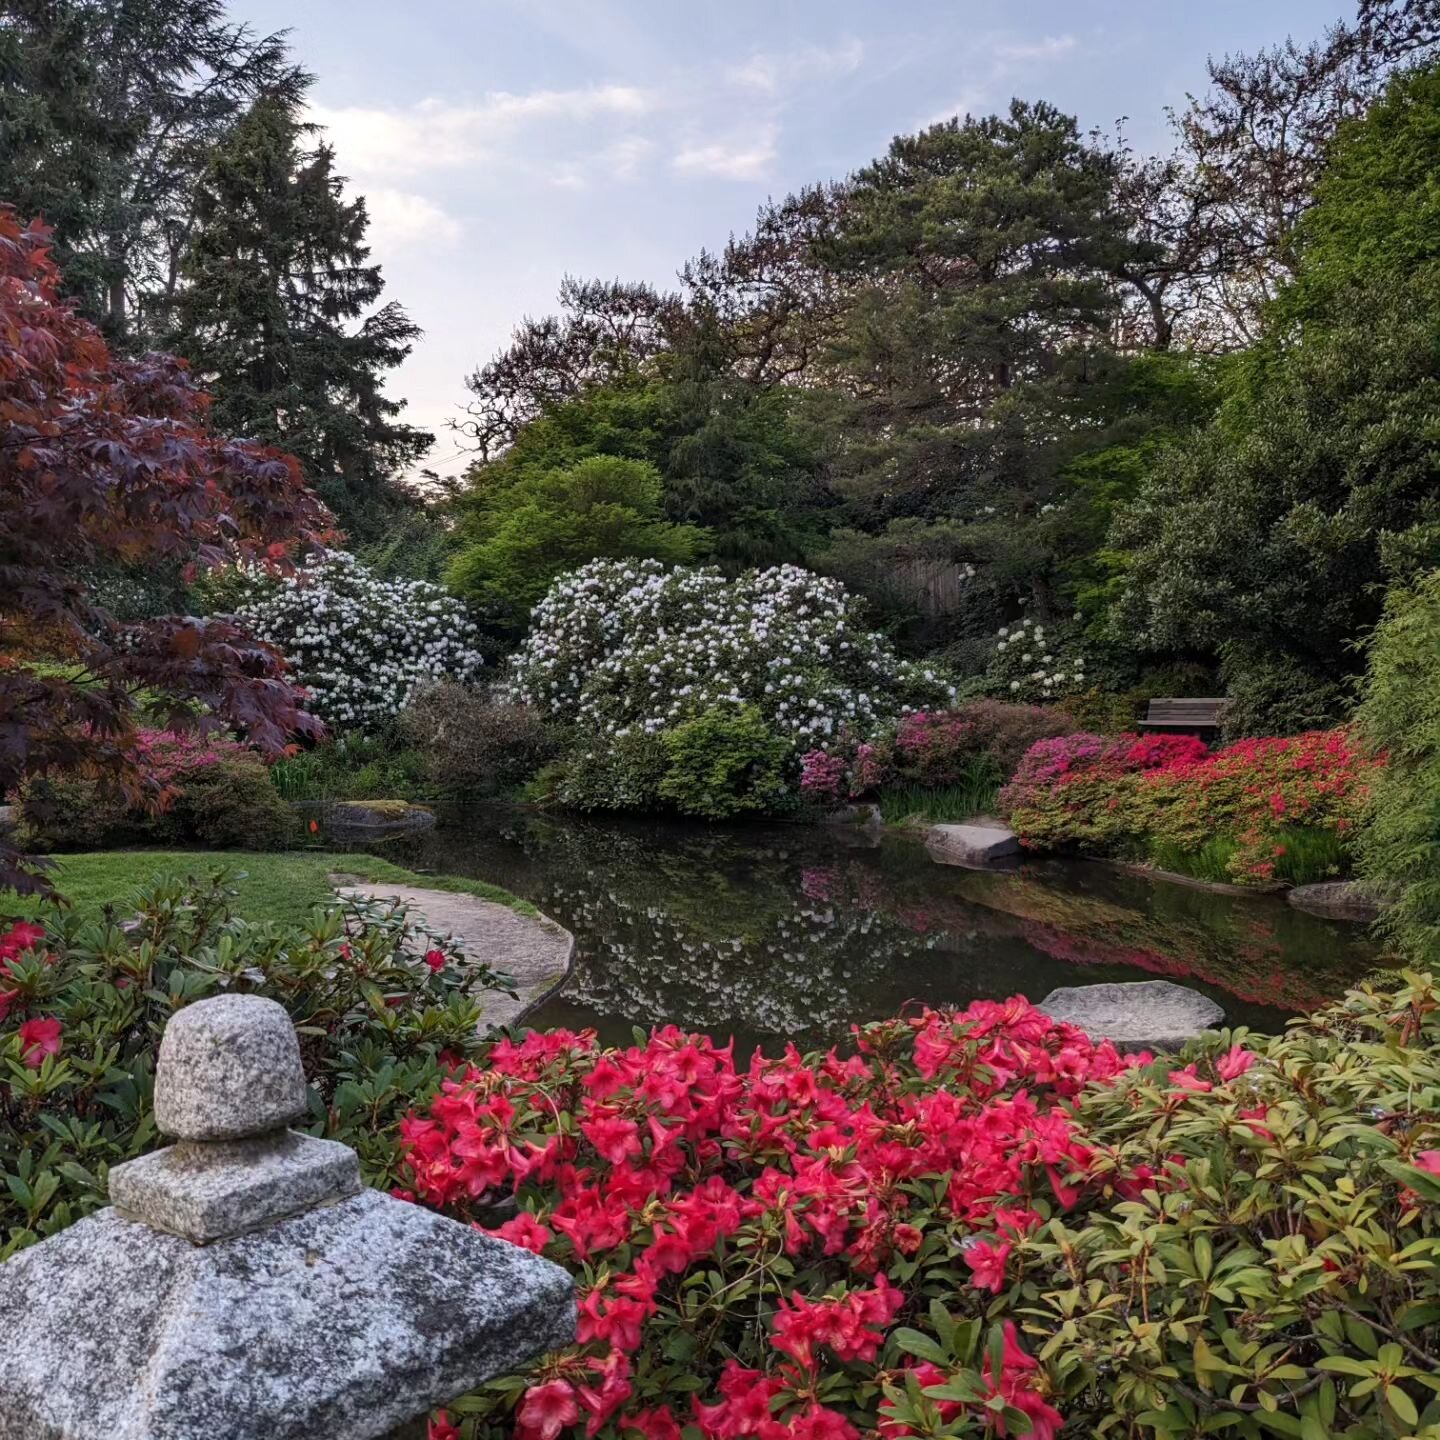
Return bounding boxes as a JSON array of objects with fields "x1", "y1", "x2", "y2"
[{"x1": 172, "y1": 95, "x2": 432, "y2": 542}]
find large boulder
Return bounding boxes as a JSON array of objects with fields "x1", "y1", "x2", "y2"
[
  {"x1": 1286, "y1": 880, "x2": 1382, "y2": 924},
  {"x1": 1038, "y1": 979, "x2": 1225, "y2": 1053},
  {"x1": 925, "y1": 823, "x2": 1020, "y2": 868}
]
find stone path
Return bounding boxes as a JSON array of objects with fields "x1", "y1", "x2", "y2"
[{"x1": 329, "y1": 877, "x2": 573, "y2": 1031}]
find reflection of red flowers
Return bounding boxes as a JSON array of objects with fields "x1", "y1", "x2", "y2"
[
  {"x1": 309, "y1": 819, "x2": 319, "y2": 834},
  {"x1": 19, "y1": 1017, "x2": 63, "y2": 1068}
]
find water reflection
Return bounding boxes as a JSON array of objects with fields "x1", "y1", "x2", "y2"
[{"x1": 394, "y1": 807, "x2": 1381, "y2": 1051}]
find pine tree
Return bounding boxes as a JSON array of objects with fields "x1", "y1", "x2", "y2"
[{"x1": 172, "y1": 96, "x2": 432, "y2": 543}]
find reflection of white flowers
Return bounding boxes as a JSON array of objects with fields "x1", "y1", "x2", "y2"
[
  {"x1": 235, "y1": 550, "x2": 483, "y2": 731},
  {"x1": 505, "y1": 559, "x2": 953, "y2": 749}
]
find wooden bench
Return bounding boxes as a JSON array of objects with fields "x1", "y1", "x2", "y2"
[{"x1": 1140, "y1": 697, "x2": 1229, "y2": 733}]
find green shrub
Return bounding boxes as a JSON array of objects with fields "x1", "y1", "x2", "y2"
[
  {"x1": 400, "y1": 681, "x2": 558, "y2": 795},
  {"x1": 18, "y1": 741, "x2": 293, "y2": 852},
  {"x1": 14, "y1": 775, "x2": 127, "y2": 851},
  {"x1": 658, "y1": 705, "x2": 792, "y2": 820},
  {"x1": 1356, "y1": 569, "x2": 1440, "y2": 967},
  {"x1": 0, "y1": 872, "x2": 516, "y2": 1256},
  {"x1": 547, "y1": 733, "x2": 672, "y2": 813}
]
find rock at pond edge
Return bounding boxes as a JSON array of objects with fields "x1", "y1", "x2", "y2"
[
  {"x1": 925, "y1": 823, "x2": 1020, "y2": 868},
  {"x1": 1286, "y1": 880, "x2": 1382, "y2": 924},
  {"x1": 1038, "y1": 979, "x2": 1226, "y2": 1053}
]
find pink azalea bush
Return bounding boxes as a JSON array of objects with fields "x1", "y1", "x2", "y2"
[
  {"x1": 408, "y1": 971, "x2": 1440, "y2": 1440},
  {"x1": 1001, "y1": 728, "x2": 1381, "y2": 884}
]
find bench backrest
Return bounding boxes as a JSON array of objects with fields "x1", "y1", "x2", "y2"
[{"x1": 1144, "y1": 697, "x2": 1229, "y2": 726}]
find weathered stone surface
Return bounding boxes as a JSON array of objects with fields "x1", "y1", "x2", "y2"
[
  {"x1": 0, "y1": 803, "x2": 17, "y2": 834},
  {"x1": 153, "y1": 994, "x2": 307, "y2": 1141},
  {"x1": 109, "y1": 1130, "x2": 360, "y2": 1244},
  {"x1": 925, "y1": 823, "x2": 1020, "y2": 868},
  {"x1": 819, "y1": 803, "x2": 884, "y2": 832},
  {"x1": 1287, "y1": 880, "x2": 1382, "y2": 924},
  {"x1": 322, "y1": 800, "x2": 437, "y2": 839},
  {"x1": 0, "y1": 1190, "x2": 575, "y2": 1440},
  {"x1": 1038, "y1": 979, "x2": 1225, "y2": 1053}
]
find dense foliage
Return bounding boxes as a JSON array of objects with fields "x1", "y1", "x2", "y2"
[
  {"x1": 234, "y1": 550, "x2": 484, "y2": 732},
  {"x1": 1356, "y1": 568, "x2": 1440, "y2": 967},
  {"x1": 448, "y1": 456, "x2": 706, "y2": 632},
  {"x1": 0, "y1": 209, "x2": 327, "y2": 893},
  {"x1": 1003, "y1": 729, "x2": 1380, "y2": 885},
  {"x1": 18, "y1": 729, "x2": 294, "y2": 851},
  {"x1": 404, "y1": 972, "x2": 1440, "y2": 1440},
  {"x1": 0, "y1": 873, "x2": 514, "y2": 1256},
  {"x1": 504, "y1": 560, "x2": 952, "y2": 812}
]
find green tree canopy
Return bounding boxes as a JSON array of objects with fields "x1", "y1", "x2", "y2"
[
  {"x1": 446, "y1": 455, "x2": 706, "y2": 630},
  {"x1": 1111, "y1": 63, "x2": 1440, "y2": 732},
  {"x1": 170, "y1": 95, "x2": 431, "y2": 544}
]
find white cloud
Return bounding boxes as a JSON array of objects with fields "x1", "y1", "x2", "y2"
[
  {"x1": 726, "y1": 37, "x2": 864, "y2": 94},
  {"x1": 361, "y1": 187, "x2": 463, "y2": 250},
  {"x1": 311, "y1": 86, "x2": 654, "y2": 178},
  {"x1": 671, "y1": 124, "x2": 779, "y2": 182},
  {"x1": 992, "y1": 34, "x2": 1079, "y2": 64}
]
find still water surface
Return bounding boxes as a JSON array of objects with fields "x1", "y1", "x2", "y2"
[{"x1": 392, "y1": 807, "x2": 1380, "y2": 1053}]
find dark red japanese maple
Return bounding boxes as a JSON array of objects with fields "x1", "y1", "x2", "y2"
[{"x1": 1, "y1": 208, "x2": 332, "y2": 894}]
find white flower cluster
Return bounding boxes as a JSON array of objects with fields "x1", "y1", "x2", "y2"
[
  {"x1": 987, "y1": 614, "x2": 1088, "y2": 702},
  {"x1": 505, "y1": 559, "x2": 953, "y2": 749},
  {"x1": 234, "y1": 550, "x2": 484, "y2": 731}
]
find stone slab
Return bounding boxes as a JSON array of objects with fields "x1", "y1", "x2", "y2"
[
  {"x1": 0, "y1": 1189, "x2": 576, "y2": 1440},
  {"x1": 1286, "y1": 880, "x2": 1382, "y2": 924},
  {"x1": 321, "y1": 801, "x2": 437, "y2": 839},
  {"x1": 925, "y1": 822, "x2": 1020, "y2": 868},
  {"x1": 154, "y1": 994, "x2": 307, "y2": 1141},
  {"x1": 1038, "y1": 979, "x2": 1225, "y2": 1053},
  {"x1": 110, "y1": 1131, "x2": 361, "y2": 1245},
  {"x1": 331, "y1": 879, "x2": 574, "y2": 1031}
]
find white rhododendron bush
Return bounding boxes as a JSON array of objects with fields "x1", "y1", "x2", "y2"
[
  {"x1": 235, "y1": 550, "x2": 483, "y2": 731},
  {"x1": 505, "y1": 559, "x2": 952, "y2": 748}
]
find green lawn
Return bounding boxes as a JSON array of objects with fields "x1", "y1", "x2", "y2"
[{"x1": 9, "y1": 850, "x2": 534, "y2": 926}]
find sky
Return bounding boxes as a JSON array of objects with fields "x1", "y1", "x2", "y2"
[{"x1": 234, "y1": 0, "x2": 1352, "y2": 481}]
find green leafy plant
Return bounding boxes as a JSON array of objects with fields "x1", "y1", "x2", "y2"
[
  {"x1": 0, "y1": 872, "x2": 515, "y2": 1256},
  {"x1": 657, "y1": 705, "x2": 792, "y2": 820}
]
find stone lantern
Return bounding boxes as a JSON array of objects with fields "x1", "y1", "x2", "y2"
[{"x1": 0, "y1": 994, "x2": 575, "y2": 1439}]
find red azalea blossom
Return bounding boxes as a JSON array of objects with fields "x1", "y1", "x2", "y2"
[
  {"x1": 396, "y1": 997, "x2": 1162, "y2": 1439},
  {"x1": 18, "y1": 1016, "x2": 62, "y2": 1068},
  {"x1": 517, "y1": 1379, "x2": 581, "y2": 1440},
  {"x1": 424, "y1": 948, "x2": 447, "y2": 972},
  {"x1": 427, "y1": 1413, "x2": 461, "y2": 1440}
]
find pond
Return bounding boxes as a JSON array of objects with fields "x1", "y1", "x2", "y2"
[{"x1": 393, "y1": 806, "x2": 1382, "y2": 1053}]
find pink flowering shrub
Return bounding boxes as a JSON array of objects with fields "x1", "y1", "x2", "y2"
[
  {"x1": 408, "y1": 971, "x2": 1440, "y2": 1440},
  {"x1": 17, "y1": 727, "x2": 294, "y2": 851},
  {"x1": 403, "y1": 998, "x2": 1148, "y2": 1440},
  {"x1": 1002, "y1": 728, "x2": 1380, "y2": 884},
  {"x1": 800, "y1": 703, "x2": 1073, "y2": 805}
]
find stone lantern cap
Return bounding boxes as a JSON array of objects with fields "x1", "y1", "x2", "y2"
[{"x1": 0, "y1": 994, "x2": 576, "y2": 1440}]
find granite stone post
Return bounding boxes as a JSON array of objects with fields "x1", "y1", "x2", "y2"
[{"x1": 0, "y1": 993, "x2": 576, "y2": 1440}]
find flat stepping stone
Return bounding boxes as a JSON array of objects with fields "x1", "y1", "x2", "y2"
[
  {"x1": 925, "y1": 823, "x2": 1020, "y2": 868},
  {"x1": 1286, "y1": 880, "x2": 1381, "y2": 923},
  {"x1": 320, "y1": 801, "x2": 437, "y2": 839},
  {"x1": 1038, "y1": 979, "x2": 1224, "y2": 1053},
  {"x1": 330, "y1": 879, "x2": 572, "y2": 1030}
]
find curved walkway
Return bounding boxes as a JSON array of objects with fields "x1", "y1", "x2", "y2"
[{"x1": 329, "y1": 875, "x2": 573, "y2": 1031}]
